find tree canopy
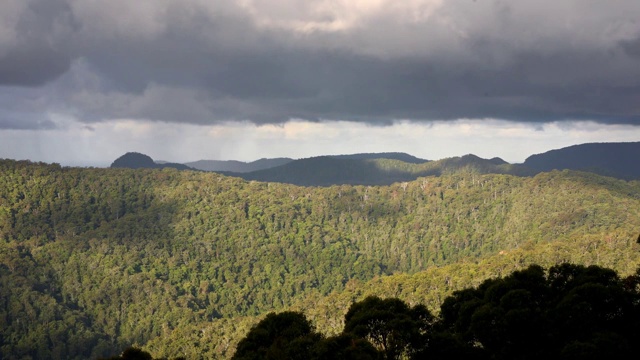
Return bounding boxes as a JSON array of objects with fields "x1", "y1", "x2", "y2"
[{"x1": 231, "y1": 264, "x2": 640, "y2": 360}]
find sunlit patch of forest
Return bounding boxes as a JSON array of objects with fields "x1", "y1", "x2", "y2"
[{"x1": 0, "y1": 159, "x2": 638, "y2": 359}]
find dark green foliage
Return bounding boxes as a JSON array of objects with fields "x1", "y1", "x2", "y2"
[
  {"x1": 101, "y1": 347, "x2": 153, "y2": 360},
  {"x1": 99, "y1": 346, "x2": 185, "y2": 360},
  {"x1": 312, "y1": 334, "x2": 379, "y2": 360},
  {"x1": 232, "y1": 311, "x2": 317, "y2": 360},
  {"x1": 233, "y1": 313, "x2": 381, "y2": 360},
  {"x1": 437, "y1": 264, "x2": 640, "y2": 359},
  {"x1": 344, "y1": 296, "x2": 433, "y2": 360}
]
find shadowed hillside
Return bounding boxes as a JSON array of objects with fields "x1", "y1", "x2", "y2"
[
  {"x1": 329, "y1": 152, "x2": 428, "y2": 164},
  {"x1": 524, "y1": 142, "x2": 640, "y2": 180},
  {"x1": 185, "y1": 158, "x2": 294, "y2": 172},
  {"x1": 111, "y1": 152, "x2": 193, "y2": 171},
  {"x1": 185, "y1": 153, "x2": 426, "y2": 173},
  {"x1": 231, "y1": 154, "x2": 533, "y2": 186}
]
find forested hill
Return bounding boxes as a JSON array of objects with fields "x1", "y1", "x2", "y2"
[
  {"x1": 328, "y1": 152, "x2": 428, "y2": 163},
  {"x1": 229, "y1": 154, "x2": 532, "y2": 186},
  {"x1": 184, "y1": 153, "x2": 424, "y2": 173},
  {"x1": 1, "y1": 159, "x2": 639, "y2": 359},
  {"x1": 185, "y1": 158, "x2": 293, "y2": 173},
  {"x1": 111, "y1": 152, "x2": 194, "y2": 171},
  {"x1": 524, "y1": 141, "x2": 640, "y2": 180}
]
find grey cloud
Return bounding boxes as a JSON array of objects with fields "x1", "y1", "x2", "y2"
[
  {"x1": 0, "y1": 45, "x2": 71, "y2": 86},
  {"x1": 0, "y1": 85, "x2": 59, "y2": 129},
  {"x1": 0, "y1": 0, "x2": 75, "y2": 86},
  {"x1": 0, "y1": 111, "x2": 56, "y2": 130},
  {"x1": 1, "y1": 0, "x2": 640, "y2": 129},
  {"x1": 622, "y1": 37, "x2": 640, "y2": 58}
]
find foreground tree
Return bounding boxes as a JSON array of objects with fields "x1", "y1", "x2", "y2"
[
  {"x1": 343, "y1": 296, "x2": 434, "y2": 360},
  {"x1": 232, "y1": 311, "x2": 380, "y2": 360},
  {"x1": 232, "y1": 311, "x2": 318, "y2": 360},
  {"x1": 312, "y1": 334, "x2": 379, "y2": 360},
  {"x1": 438, "y1": 264, "x2": 640, "y2": 359}
]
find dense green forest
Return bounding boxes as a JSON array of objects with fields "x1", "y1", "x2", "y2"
[{"x1": 0, "y1": 159, "x2": 639, "y2": 359}]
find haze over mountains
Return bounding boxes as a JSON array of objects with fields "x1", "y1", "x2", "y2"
[{"x1": 111, "y1": 142, "x2": 640, "y2": 185}]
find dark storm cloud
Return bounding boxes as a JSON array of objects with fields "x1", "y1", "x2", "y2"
[
  {"x1": 0, "y1": 0, "x2": 75, "y2": 86},
  {"x1": 1, "y1": 0, "x2": 640, "y2": 129},
  {"x1": 0, "y1": 45, "x2": 71, "y2": 86},
  {"x1": 622, "y1": 37, "x2": 640, "y2": 58}
]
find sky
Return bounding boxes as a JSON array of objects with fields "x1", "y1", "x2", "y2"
[{"x1": 1, "y1": 0, "x2": 639, "y2": 167}]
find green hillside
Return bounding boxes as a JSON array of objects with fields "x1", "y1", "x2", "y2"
[{"x1": 0, "y1": 159, "x2": 639, "y2": 359}]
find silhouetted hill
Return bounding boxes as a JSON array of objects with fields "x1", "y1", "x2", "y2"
[
  {"x1": 185, "y1": 153, "x2": 425, "y2": 173},
  {"x1": 111, "y1": 152, "x2": 193, "y2": 171},
  {"x1": 185, "y1": 158, "x2": 293, "y2": 172},
  {"x1": 239, "y1": 156, "x2": 406, "y2": 186},
  {"x1": 524, "y1": 142, "x2": 640, "y2": 180},
  {"x1": 228, "y1": 154, "x2": 533, "y2": 186},
  {"x1": 488, "y1": 157, "x2": 508, "y2": 165},
  {"x1": 329, "y1": 152, "x2": 428, "y2": 164}
]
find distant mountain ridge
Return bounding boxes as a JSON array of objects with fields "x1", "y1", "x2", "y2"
[
  {"x1": 185, "y1": 158, "x2": 294, "y2": 172},
  {"x1": 184, "y1": 153, "x2": 427, "y2": 172},
  {"x1": 524, "y1": 142, "x2": 640, "y2": 180},
  {"x1": 329, "y1": 152, "x2": 428, "y2": 164},
  {"x1": 109, "y1": 142, "x2": 640, "y2": 185},
  {"x1": 229, "y1": 154, "x2": 530, "y2": 186}
]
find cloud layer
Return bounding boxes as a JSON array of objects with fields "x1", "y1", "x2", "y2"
[{"x1": 1, "y1": 0, "x2": 640, "y2": 129}]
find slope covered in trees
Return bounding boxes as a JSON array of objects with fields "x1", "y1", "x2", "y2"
[{"x1": 0, "y1": 159, "x2": 639, "y2": 358}]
